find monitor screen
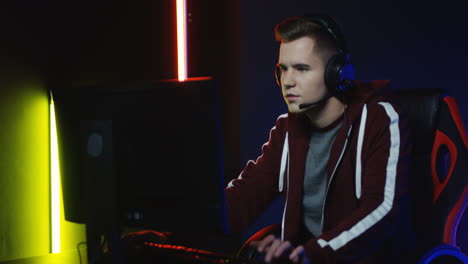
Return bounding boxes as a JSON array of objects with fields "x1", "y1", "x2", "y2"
[{"x1": 52, "y1": 78, "x2": 229, "y2": 239}]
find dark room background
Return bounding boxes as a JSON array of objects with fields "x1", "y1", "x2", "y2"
[{"x1": 1, "y1": 0, "x2": 467, "y2": 262}]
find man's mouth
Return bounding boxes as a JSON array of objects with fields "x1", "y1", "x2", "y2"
[{"x1": 286, "y1": 94, "x2": 300, "y2": 102}]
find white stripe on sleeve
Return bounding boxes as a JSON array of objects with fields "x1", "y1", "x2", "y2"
[
  {"x1": 317, "y1": 102, "x2": 400, "y2": 251},
  {"x1": 279, "y1": 132, "x2": 289, "y2": 192},
  {"x1": 355, "y1": 104, "x2": 368, "y2": 199}
]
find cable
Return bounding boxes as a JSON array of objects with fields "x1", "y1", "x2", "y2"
[
  {"x1": 77, "y1": 241, "x2": 87, "y2": 264},
  {"x1": 340, "y1": 89, "x2": 350, "y2": 139}
]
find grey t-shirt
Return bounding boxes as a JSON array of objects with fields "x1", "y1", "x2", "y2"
[{"x1": 303, "y1": 121, "x2": 342, "y2": 237}]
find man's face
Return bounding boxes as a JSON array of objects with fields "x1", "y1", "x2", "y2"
[{"x1": 278, "y1": 36, "x2": 327, "y2": 113}]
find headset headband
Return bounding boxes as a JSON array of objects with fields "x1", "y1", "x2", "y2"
[{"x1": 301, "y1": 13, "x2": 349, "y2": 55}]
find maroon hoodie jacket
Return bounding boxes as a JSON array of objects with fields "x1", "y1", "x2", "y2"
[{"x1": 226, "y1": 80, "x2": 414, "y2": 263}]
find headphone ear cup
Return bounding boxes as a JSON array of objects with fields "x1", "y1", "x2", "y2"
[
  {"x1": 339, "y1": 61, "x2": 355, "y2": 91},
  {"x1": 325, "y1": 53, "x2": 344, "y2": 93},
  {"x1": 324, "y1": 53, "x2": 355, "y2": 93}
]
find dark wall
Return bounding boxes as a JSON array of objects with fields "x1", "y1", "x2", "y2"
[
  {"x1": 51, "y1": 0, "x2": 175, "y2": 85},
  {"x1": 239, "y1": 0, "x2": 468, "y2": 250}
]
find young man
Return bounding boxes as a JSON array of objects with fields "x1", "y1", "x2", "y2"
[{"x1": 226, "y1": 15, "x2": 414, "y2": 263}]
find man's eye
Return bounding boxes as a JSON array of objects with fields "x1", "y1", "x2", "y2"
[
  {"x1": 297, "y1": 67, "x2": 308, "y2": 72},
  {"x1": 279, "y1": 66, "x2": 287, "y2": 72}
]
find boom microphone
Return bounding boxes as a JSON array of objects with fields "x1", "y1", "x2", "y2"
[{"x1": 299, "y1": 94, "x2": 332, "y2": 109}]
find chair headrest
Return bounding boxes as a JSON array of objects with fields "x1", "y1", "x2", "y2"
[{"x1": 394, "y1": 88, "x2": 447, "y2": 155}]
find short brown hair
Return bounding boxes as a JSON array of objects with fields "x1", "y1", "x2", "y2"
[{"x1": 274, "y1": 16, "x2": 340, "y2": 63}]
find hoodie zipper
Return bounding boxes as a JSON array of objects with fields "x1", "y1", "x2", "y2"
[{"x1": 320, "y1": 125, "x2": 353, "y2": 233}]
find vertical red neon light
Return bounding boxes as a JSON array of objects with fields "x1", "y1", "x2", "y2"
[{"x1": 176, "y1": 0, "x2": 187, "y2": 81}]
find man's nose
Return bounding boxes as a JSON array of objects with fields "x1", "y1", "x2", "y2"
[{"x1": 282, "y1": 71, "x2": 295, "y2": 89}]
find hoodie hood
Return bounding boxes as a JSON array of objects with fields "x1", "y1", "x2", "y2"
[{"x1": 344, "y1": 80, "x2": 393, "y2": 127}]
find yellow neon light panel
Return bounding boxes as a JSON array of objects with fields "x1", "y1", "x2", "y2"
[{"x1": 50, "y1": 95, "x2": 61, "y2": 254}]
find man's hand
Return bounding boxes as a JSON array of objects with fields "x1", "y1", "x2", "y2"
[{"x1": 249, "y1": 234, "x2": 309, "y2": 263}]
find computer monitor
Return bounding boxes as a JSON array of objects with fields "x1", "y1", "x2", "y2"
[{"x1": 52, "y1": 78, "x2": 229, "y2": 259}]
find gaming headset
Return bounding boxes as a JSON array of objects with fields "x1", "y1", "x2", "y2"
[{"x1": 275, "y1": 14, "x2": 355, "y2": 99}]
